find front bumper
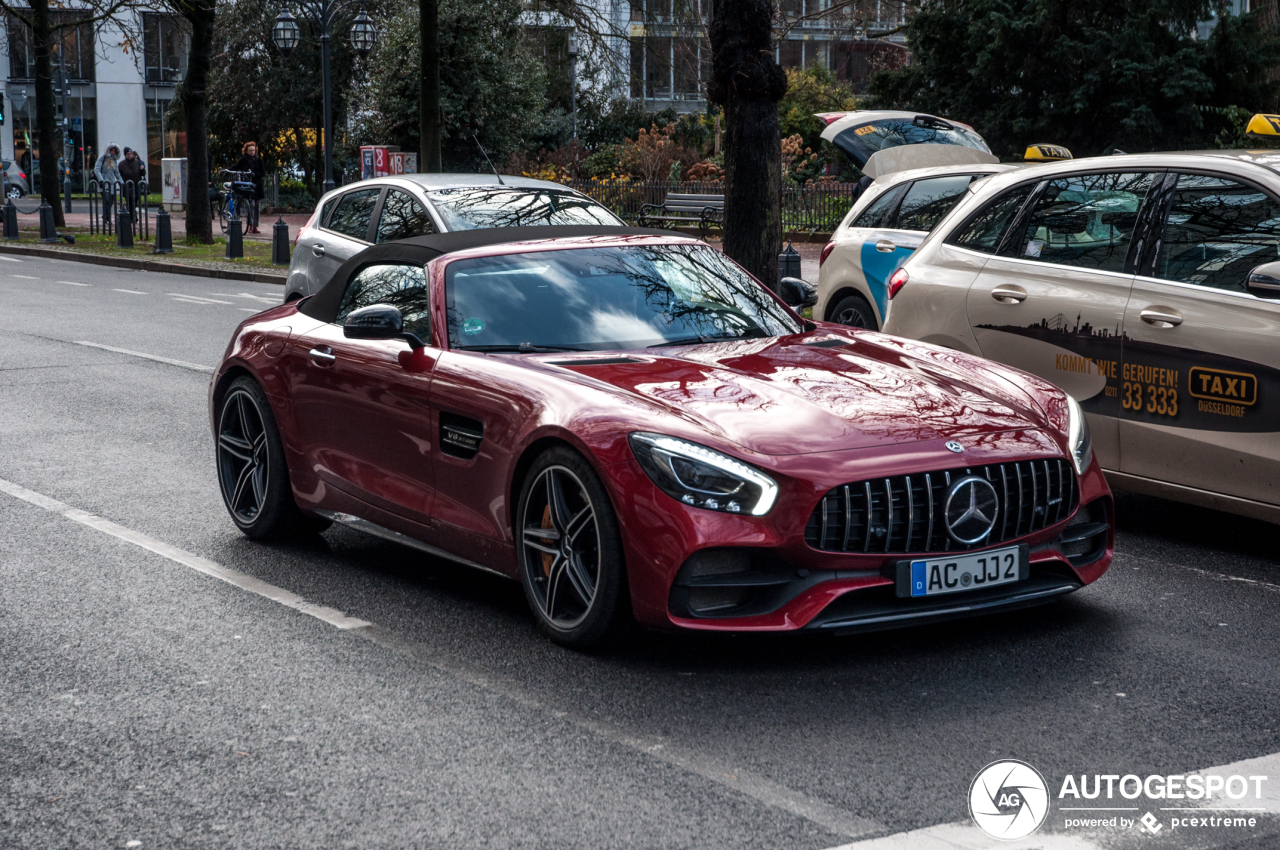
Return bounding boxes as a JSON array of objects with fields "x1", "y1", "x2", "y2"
[{"x1": 608, "y1": 435, "x2": 1113, "y2": 633}]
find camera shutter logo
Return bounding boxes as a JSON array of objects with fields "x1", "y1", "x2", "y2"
[
  {"x1": 945, "y1": 476, "x2": 999, "y2": 545},
  {"x1": 969, "y1": 760, "x2": 1049, "y2": 840}
]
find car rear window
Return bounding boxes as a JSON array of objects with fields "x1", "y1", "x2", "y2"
[
  {"x1": 326, "y1": 188, "x2": 381, "y2": 241},
  {"x1": 893, "y1": 175, "x2": 977, "y2": 232},
  {"x1": 426, "y1": 187, "x2": 621, "y2": 230},
  {"x1": 851, "y1": 184, "x2": 907, "y2": 229}
]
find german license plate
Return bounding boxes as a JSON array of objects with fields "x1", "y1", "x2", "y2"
[{"x1": 896, "y1": 544, "x2": 1028, "y2": 598}]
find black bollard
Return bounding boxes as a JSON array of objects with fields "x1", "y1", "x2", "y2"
[
  {"x1": 116, "y1": 211, "x2": 133, "y2": 248},
  {"x1": 271, "y1": 217, "x2": 290, "y2": 265},
  {"x1": 225, "y1": 210, "x2": 244, "y2": 260},
  {"x1": 3, "y1": 199, "x2": 18, "y2": 240},
  {"x1": 778, "y1": 241, "x2": 802, "y2": 282},
  {"x1": 39, "y1": 201, "x2": 58, "y2": 243},
  {"x1": 152, "y1": 207, "x2": 174, "y2": 254}
]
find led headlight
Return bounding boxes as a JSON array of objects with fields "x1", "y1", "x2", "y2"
[
  {"x1": 1065, "y1": 394, "x2": 1093, "y2": 475},
  {"x1": 628, "y1": 432, "x2": 778, "y2": 516}
]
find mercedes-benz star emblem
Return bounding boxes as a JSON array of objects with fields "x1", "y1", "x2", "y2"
[
  {"x1": 945, "y1": 476, "x2": 999, "y2": 544},
  {"x1": 946, "y1": 441, "x2": 964, "y2": 453}
]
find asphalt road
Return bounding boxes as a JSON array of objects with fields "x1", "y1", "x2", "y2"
[{"x1": 1, "y1": 254, "x2": 1278, "y2": 849}]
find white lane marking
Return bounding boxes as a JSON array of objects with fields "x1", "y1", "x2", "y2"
[
  {"x1": 239, "y1": 308, "x2": 258, "y2": 313},
  {"x1": 11, "y1": 274, "x2": 39, "y2": 279},
  {"x1": 823, "y1": 751, "x2": 1280, "y2": 849},
  {"x1": 171, "y1": 293, "x2": 233, "y2": 305},
  {"x1": 224, "y1": 292, "x2": 280, "y2": 304},
  {"x1": 0, "y1": 476, "x2": 371, "y2": 631},
  {"x1": 72, "y1": 341, "x2": 213, "y2": 373},
  {"x1": 0, "y1": 255, "x2": 23, "y2": 262},
  {"x1": 1129, "y1": 554, "x2": 1280, "y2": 595},
  {"x1": 112, "y1": 288, "x2": 146, "y2": 295},
  {"x1": 57, "y1": 280, "x2": 89, "y2": 286},
  {"x1": 0, "y1": 476, "x2": 881, "y2": 841}
]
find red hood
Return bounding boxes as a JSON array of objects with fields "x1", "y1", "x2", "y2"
[{"x1": 542, "y1": 332, "x2": 1050, "y2": 457}]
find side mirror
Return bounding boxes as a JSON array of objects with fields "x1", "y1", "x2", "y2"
[
  {"x1": 343, "y1": 304, "x2": 427, "y2": 348},
  {"x1": 1248, "y1": 262, "x2": 1280, "y2": 300},
  {"x1": 778, "y1": 276, "x2": 818, "y2": 309}
]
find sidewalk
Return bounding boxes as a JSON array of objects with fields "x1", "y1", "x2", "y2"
[{"x1": 7, "y1": 201, "x2": 311, "y2": 243}]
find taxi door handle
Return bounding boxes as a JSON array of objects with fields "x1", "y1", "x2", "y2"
[
  {"x1": 309, "y1": 345, "x2": 336, "y2": 366},
  {"x1": 1140, "y1": 306, "x2": 1183, "y2": 328},
  {"x1": 311, "y1": 243, "x2": 326, "y2": 257},
  {"x1": 875, "y1": 239, "x2": 897, "y2": 253},
  {"x1": 991, "y1": 284, "x2": 1027, "y2": 304}
]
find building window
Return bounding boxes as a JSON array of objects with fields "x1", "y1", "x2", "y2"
[
  {"x1": 6, "y1": 13, "x2": 95, "y2": 81},
  {"x1": 143, "y1": 13, "x2": 189, "y2": 85}
]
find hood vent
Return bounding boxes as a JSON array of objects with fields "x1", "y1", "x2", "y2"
[
  {"x1": 800, "y1": 338, "x2": 852, "y2": 349},
  {"x1": 547, "y1": 357, "x2": 644, "y2": 367}
]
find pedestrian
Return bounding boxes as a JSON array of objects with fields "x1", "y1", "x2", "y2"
[
  {"x1": 232, "y1": 141, "x2": 266, "y2": 234},
  {"x1": 118, "y1": 146, "x2": 146, "y2": 223},
  {"x1": 93, "y1": 143, "x2": 122, "y2": 229}
]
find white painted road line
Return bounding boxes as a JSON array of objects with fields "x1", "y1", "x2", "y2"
[
  {"x1": 823, "y1": 751, "x2": 1280, "y2": 850},
  {"x1": 0, "y1": 254, "x2": 23, "y2": 262},
  {"x1": 57, "y1": 280, "x2": 89, "y2": 286},
  {"x1": 72, "y1": 340, "x2": 213, "y2": 373},
  {"x1": 224, "y1": 292, "x2": 280, "y2": 304},
  {"x1": 0, "y1": 476, "x2": 372, "y2": 630},
  {"x1": 11, "y1": 274, "x2": 39, "y2": 279},
  {"x1": 171, "y1": 293, "x2": 233, "y2": 305},
  {"x1": 112, "y1": 288, "x2": 146, "y2": 295}
]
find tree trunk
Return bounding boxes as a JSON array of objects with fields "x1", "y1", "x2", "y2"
[
  {"x1": 179, "y1": 0, "x2": 217, "y2": 243},
  {"x1": 419, "y1": 0, "x2": 442, "y2": 172},
  {"x1": 1255, "y1": 0, "x2": 1280, "y2": 113},
  {"x1": 708, "y1": 0, "x2": 785, "y2": 291},
  {"x1": 30, "y1": 0, "x2": 65, "y2": 227}
]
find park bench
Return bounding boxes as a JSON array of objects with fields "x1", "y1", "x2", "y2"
[{"x1": 638, "y1": 192, "x2": 724, "y2": 239}]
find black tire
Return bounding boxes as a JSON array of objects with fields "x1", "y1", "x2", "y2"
[
  {"x1": 829, "y1": 293, "x2": 878, "y2": 330},
  {"x1": 5, "y1": 185, "x2": 22, "y2": 200},
  {"x1": 516, "y1": 446, "x2": 631, "y2": 650},
  {"x1": 215, "y1": 376, "x2": 329, "y2": 539}
]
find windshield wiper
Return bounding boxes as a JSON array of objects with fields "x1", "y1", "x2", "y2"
[
  {"x1": 647, "y1": 329, "x2": 769, "y2": 348},
  {"x1": 456, "y1": 343, "x2": 589, "y2": 353}
]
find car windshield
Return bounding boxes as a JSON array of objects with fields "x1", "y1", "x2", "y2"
[
  {"x1": 446, "y1": 244, "x2": 803, "y2": 351},
  {"x1": 426, "y1": 187, "x2": 621, "y2": 230}
]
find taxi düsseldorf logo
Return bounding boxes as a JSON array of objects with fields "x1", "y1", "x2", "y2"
[{"x1": 969, "y1": 760, "x2": 1050, "y2": 840}]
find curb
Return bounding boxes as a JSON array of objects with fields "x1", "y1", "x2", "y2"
[{"x1": 0, "y1": 242, "x2": 288, "y2": 285}]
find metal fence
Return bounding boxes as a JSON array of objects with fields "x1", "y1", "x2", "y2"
[
  {"x1": 88, "y1": 179, "x2": 151, "y2": 241},
  {"x1": 563, "y1": 179, "x2": 857, "y2": 235}
]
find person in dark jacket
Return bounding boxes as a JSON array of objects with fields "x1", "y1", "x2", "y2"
[
  {"x1": 118, "y1": 146, "x2": 146, "y2": 223},
  {"x1": 232, "y1": 141, "x2": 266, "y2": 234}
]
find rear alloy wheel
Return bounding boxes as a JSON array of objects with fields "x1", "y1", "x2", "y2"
[
  {"x1": 517, "y1": 447, "x2": 630, "y2": 649},
  {"x1": 830, "y1": 293, "x2": 877, "y2": 330},
  {"x1": 216, "y1": 376, "x2": 328, "y2": 539}
]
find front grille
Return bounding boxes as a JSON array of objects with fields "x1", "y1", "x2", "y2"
[{"x1": 804, "y1": 459, "x2": 1077, "y2": 555}]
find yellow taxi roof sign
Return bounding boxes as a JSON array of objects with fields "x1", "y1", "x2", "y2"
[
  {"x1": 1246, "y1": 114, "x2": 1280, "y2": 138},
  {"x1": 1024, "y1": 144, "x2": 1073, "y2": 162}
]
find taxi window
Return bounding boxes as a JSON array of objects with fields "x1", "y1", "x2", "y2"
[
  {"x1": 1155, "y1": 174, "x2": 1280, "y2": 293},
  {"x1": 1011, "y1": 172, "x2": 1156, "y2": 273},
  {"x1": 851, "y1": 184, "x2": 907, "y2": 229},
  {"x1": 893, "y1": 175, "x2": 976, "y2": 232},
  {"x1": 948, "y1": 184, "x2": 1033, "y2": 254},
  {"x1": 335, "y1": 263, "x2": 431, "y2": 340}
]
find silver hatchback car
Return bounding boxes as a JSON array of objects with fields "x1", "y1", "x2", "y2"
[{"x1": 283, "y1": 174, "x2": 624, "y2": 302}]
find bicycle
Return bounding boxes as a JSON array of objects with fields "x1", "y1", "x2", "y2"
[{"x1": 214, "y1": 170, "x2": 257, "y2": 233}]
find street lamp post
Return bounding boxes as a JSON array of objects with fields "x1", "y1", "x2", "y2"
[{"x1": 272, "y1": 3, "x2": 376, "y2": 194}]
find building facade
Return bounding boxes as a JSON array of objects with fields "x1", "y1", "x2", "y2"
[{"x1": 0, "y1": 8, "x2": 188, "y2": 194}]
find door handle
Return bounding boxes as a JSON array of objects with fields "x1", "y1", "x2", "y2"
[
  {"x1": 875, "y1": 239, "x2": 897, "y2": 253},
  {"x1": 309, "y1": 346, "x2": 336, "y2": 365},
  {"x1": 991, "y1": 284, "x2": 1028, "y2": 304},
  {"x1": 311, "y1": 243, "x2": 326, "y2": 257},
  {"x1": 1140, "y1": 306, "x2": 1183, "y2": 328}
]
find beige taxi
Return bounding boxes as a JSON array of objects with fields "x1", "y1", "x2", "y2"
[{"x1": 882, "y1": 135, "x2": 1280, "y2": 523}]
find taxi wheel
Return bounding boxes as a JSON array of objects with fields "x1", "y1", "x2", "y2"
[
  {"x1": 830, "y1": 294, "x2": 877, "y2": 331},
  {"x1": 215, "y1": 376, "x2": 330, "y2": 540},
  {"x1": 516, "y1": 446, "x2": 631, "y2": 651}
]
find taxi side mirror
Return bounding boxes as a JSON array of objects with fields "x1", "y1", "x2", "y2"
[
  {"x1": 1246, "y1": 262, "x2": 1280, "y2": 300},
  {"x1": 343, "y1": 303, "x2": 427, "y2": 348}
]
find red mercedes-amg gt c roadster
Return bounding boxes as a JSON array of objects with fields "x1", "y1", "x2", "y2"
[{"x1": 210, "y1": 226, "x2": 1112, "y2": 648}]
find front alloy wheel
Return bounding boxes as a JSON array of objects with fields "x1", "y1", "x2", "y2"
[
  {"x1": 517, "y1": 447, "x2": 630, "y2": 648},
  {"x1": 830, "y1": 293, "x2": 877, "y2": 330}
]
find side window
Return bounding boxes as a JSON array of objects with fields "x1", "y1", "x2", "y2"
[
  {"x1": 376, "y1": 189, "x2": 437, "y2": 243},
  {"x1": 851, "y1": 184, "x2": 906, "y2": 229},
  {"x1": 893, "y1": 175, "x2": 976, "y2": 232},
  {"x1": 1011, "y1": 172, "x2": 1156, "y2": 273},
  {"x1": 325, "y1": 188, "x2": 381, "y2": 241},
  {"x1": 1155, "y1": 174, "x2": 1280, "y2": 292},
  {"x1": 334, "y1": 263, "x2": 431, "y2": 340},
  {"x1": 948, "y1": 184, "x2": 1034, "y2": 253},
  {"x1": 320, "y1": 197, "x2": 337, "y2": 227}
]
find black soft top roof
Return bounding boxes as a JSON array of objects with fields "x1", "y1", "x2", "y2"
[{"x1": 298, "y1": 225, "x2": 682, "y2": 324}]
